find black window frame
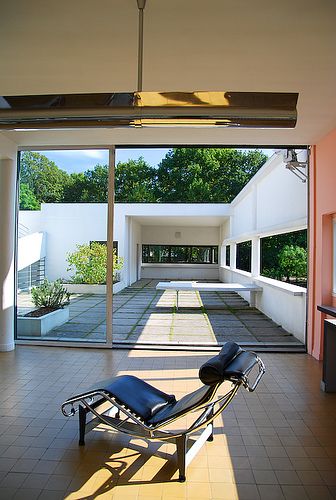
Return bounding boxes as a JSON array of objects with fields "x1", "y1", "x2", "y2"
[
  {"x1": 225, "y1": 245, "x2": 230, "y2": 267},
  {"x1": 236, "y1": 240, "x2": 252, "y2": 272},
  {"x1": 142, "y1": 244, "x2": 218, "y2": 264}
]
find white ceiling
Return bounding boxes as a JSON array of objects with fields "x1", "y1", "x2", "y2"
[{"x1": 0, "y1": 0, "x2": 335, "y2": 147}]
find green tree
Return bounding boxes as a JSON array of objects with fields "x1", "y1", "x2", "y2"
[
  {"x1": 81, "y1": 164, "x2": 108, "y2": 202},
  {"x1": 19, "y1": 183, "x2": 40, "y2": 210},
  {"x1": 156, "y1": 148, "x2": 267, "y2": 202},
  {"x1": 261, "y1": 230, "x2": 307, "y2": 281},
  {"x1": 20, "y1": 148, "x2": 267, "y2": 205},
  {"x1": 66, "y1": 242, "x2": 123, "y2": 284},
  {"x1": 115, "y1": 158, "x2": 157, "y2": 202},
  {"x1": 278, "y1": 245, "x2": 307, "y2": 283},
  {"x1": 61, "y1": 172, "x2": 87, "y2": 203},
  {"x1": 62, "y1": 165, "x2": 109, "y2": 203},
  {"x1": 20, "y1": 151, "x2": 69, "y2": 203}
]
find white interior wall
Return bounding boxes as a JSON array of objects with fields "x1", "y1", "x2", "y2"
[{"x1": 0, "y1": 156, "x2": 17, "y2": 351}]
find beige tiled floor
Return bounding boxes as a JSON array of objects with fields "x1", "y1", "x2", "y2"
[{"x1": 0, "y1": 346, "x2": 335, "y2": 499}]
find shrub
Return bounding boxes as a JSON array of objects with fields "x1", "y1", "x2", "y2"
[
  {"x1": 32, "y1": 279, "x2": 70, "y2": 309},
  {"x1": 66, "y1": 242, "x2": 124, "y2": 284}
]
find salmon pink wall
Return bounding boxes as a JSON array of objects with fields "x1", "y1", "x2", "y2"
[{"x1": 308, "y1": 128, "x2": 336, "y2": 360}]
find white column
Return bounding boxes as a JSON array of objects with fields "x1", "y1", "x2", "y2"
[
  {"x1": 230, "y1": 243, "x2": 236, "y2": 269},
  {"x1": 0, "y1": 158, "x2": 17, "y2": 351},
  {"x1": 251, "y1": 237, "x2": 260, "y2": 278},
  {"x1": 106, "y1": 146, "x2": 115, "y2": 346}
]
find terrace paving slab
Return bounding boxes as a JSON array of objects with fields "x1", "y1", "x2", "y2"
[
  {"x1": 138, "y1": 319, "x2": 172, "y2": 326},
  {"x1": 51, "y1": 323, "x2": 95, "y2": 334},
  {"x1": 112, "y1": 318, "x2": 139, "y2": 326},
  {"x1": 17, "y1": 279, "x2": 306, "y2": 350},
  {"x1": 212, "y1": 326, "x2": 252, "y2": 336},
  {"x1": 208, "y1": 318, "x2": 244, "y2": 326}
]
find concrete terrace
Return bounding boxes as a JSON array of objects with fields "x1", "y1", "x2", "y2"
[{"x1": 19, "y1": 280, "x2": 305, "y2": 349}]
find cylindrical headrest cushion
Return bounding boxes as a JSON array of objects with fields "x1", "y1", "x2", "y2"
[{"x1": 199, "y1": 341, "x2": 242, "y2": 385}]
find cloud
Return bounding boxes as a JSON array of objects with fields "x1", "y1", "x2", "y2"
[
  {"x1": 80, "y1": 150, "x2": 107, "y2": 159},
  {"x1": 37, "y1": 149, "x2": 109, "y2": 173}
]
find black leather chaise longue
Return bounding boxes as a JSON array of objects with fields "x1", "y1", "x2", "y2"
[{"x1": 61, "y1": 341, "x2": 265, "y2": 481}]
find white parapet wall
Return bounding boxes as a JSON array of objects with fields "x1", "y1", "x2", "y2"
[
  {"x1": 141, "y1": 264, "x2": 219, "y2": 280},
  {"x1": 17, "y1": 232, "x2": 46, "y2": 271},
  {"x1": 219, "y1": 267, "x2": 306, "y2": 342}
]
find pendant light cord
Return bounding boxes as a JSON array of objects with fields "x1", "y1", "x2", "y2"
[{"x1": 137, "y1": 0, "x2": 147, "y2": 92}]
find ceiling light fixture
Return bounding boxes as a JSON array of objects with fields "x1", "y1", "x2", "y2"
[{"x1": 0, "y1": 1, "x2": 298, "y2": 130}]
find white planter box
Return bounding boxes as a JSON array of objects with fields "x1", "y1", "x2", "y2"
[
  {"x1": 17, "y1": 306, "x2": 70, "y2": 337},
  {"x1": 64, "y1": 284, "x2": 107, "y2": 294},
  {"x1": 64, "y1": 282, "x2": 126, "y2": 295}
]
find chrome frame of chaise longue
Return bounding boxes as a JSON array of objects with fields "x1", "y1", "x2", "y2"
[{"x1": 61, "y1": 342, "x2": 265, "y2": 482}]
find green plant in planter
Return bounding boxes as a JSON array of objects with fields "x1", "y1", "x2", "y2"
[
  {"x1": 32, "y1": 279, "x2": 70, "y2": 309},
  {"x1": 66, "y1": 242, "x2": 124, "y2": 284}
]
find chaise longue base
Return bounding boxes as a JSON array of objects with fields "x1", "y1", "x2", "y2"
[{"x1": 61, "y1": 342, "x2": 265, "y2": 481}]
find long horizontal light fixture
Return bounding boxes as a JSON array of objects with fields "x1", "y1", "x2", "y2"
[{"x1": 0, "y1": 91, "x2": 298, "y2": 129}]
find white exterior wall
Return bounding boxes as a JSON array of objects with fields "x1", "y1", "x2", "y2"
[
  {"x1": 127, "y1": 217, "x2": 142, "y2": 284},
  {"x1": 19, "y1": 211, "x2": 43, "y2": 235},
  {"x1": 20, "y1": 204, "x2": 110, "y2": 283},
  {"x1": 229, "y1": 152, "x2": 307, "y2": 241},
  {"x1": 256, "y1": 165, "x2": 307, "y2": 232},
  {"x1": 220, "y1": 151, "x2": 308, "y2": 342},
  {"x1": 231, "y1": 188, "x2": 256, "y2": 239},
  {"x1": 19, "y1": 204, "x2": 229, "y2": 286}
]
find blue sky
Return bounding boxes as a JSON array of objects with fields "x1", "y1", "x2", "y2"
[
  {"x1": 36, "y1": 148, "x2": 170, "y2": 173},
  {"x1": 37, "y1": 147, "x2": 272, "y2": 173}
]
